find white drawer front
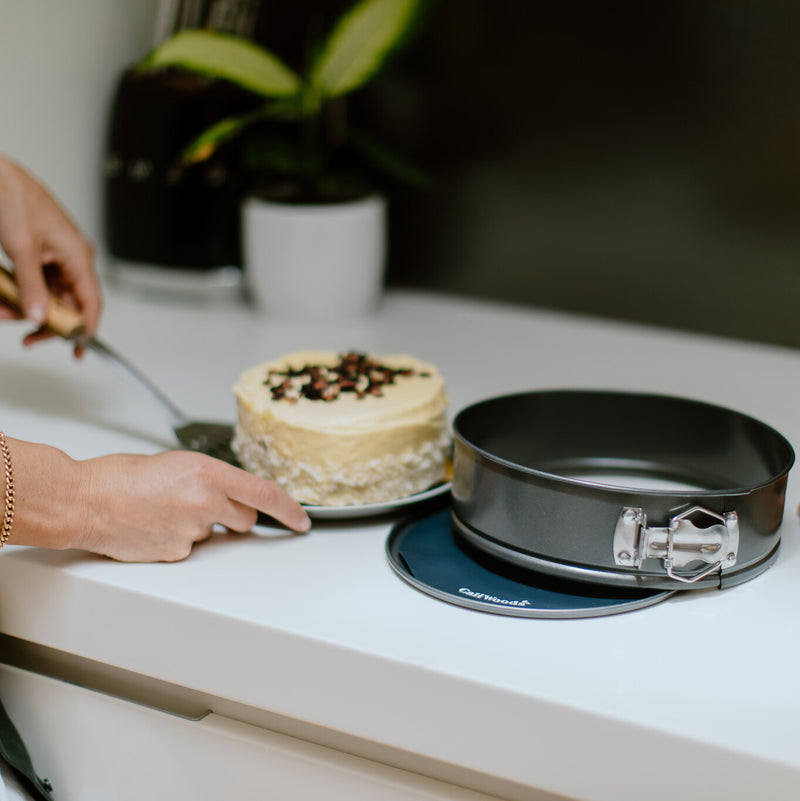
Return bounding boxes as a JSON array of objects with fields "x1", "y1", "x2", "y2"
[{"x1": 0, "y1": 664, "x2": 508, "y2": 801}]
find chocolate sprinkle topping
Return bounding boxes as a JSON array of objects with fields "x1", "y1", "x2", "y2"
[{"x1": 263, "y1": 352, "x2": 428, "y2": 402}]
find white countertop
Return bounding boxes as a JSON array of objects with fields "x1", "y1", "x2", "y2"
[{"x1": 1, "y1": 286, "x2": 799, "y2": 801}]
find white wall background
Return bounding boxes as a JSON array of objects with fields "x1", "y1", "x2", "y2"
[{"x1": 0, "y1": 0, "x2": 159, "y2": 271}]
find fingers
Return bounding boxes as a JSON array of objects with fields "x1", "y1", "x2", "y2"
[
  {"x1": 48, "y1": 239, "x2": 102, "y2": 337},
  {"x1": 67, "y1": 250, "x2": 102, "y2": 337},
  {"x1": 0, "y1": 304, "x2": 21, "y2": 321},
  {"x1": 10, "y1": 243, "x2": 50, "y2": 326},
  {"x1": 22, "y1": 325, "x2": 55, "y2": 347},
  {"x1": 213, "y1": 459, "x2": 311, "y2": 533},
  {"x1": 0, "y1": 155, "x2": 102, "y2": 341},
  {"x1": 216, "y1": 499, "x2": 259, "y2": 533}
]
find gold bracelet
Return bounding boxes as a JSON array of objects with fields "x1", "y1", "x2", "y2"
[{"x1": 0, "y1": 431, "x2": 14, "y2": 547}]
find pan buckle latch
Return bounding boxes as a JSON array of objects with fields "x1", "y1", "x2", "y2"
[{"x1": 613, "y1": 505, "x2": 739, "y2": 584}]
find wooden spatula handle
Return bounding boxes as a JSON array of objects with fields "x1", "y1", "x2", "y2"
[{"x1": 0, "y1": 268, "x2": 86, "y2": 340}]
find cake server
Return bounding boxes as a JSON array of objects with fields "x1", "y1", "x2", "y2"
[{"x1": 0, "y1": 268, "x2": 237, "y2": 463}]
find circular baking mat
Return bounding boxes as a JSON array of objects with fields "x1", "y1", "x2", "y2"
[{"x1": 386, "y1": 508, "x2": 675, "y2": 619}]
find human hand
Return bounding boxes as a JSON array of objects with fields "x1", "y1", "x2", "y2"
[
  {"x1": 9, "y1": 440, "x2": 311, "y2": 562},
  {"x1": 0, "y1": 156, "x2": 101, "y2": 355}
]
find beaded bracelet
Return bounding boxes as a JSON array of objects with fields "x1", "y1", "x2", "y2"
[{"x1": 0, "y1": 431, "x2": 14, "y2": 547}]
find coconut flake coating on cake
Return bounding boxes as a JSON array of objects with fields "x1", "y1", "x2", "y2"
[{"x1": 231, "y1": 350, "x2": 450, "y2": 506}]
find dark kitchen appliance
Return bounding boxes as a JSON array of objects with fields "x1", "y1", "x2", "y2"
[{"x1": 103, "y1": 0, "x2": 261, "y2": 299}]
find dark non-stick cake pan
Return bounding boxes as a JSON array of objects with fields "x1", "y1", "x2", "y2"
[{"x1": 450, "y1": 390, "x2": 795, "y2": 590}]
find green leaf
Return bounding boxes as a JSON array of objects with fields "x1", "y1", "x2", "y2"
[
  {"x1": 141, "y1": 30, "x2": 302, "y2": 98},
  {"x1": 310, "y1": 0, "x2": 423, "y2": 99},
  {"x1": 181, "y1": 110, "x2": 260, "y2": 163},
  {"x1": 181, "y1": 100, "x2": 300, "y2": 163}
]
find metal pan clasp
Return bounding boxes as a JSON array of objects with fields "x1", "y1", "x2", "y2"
[{"x1": 613, "y1": 505, "x2": 739, "y2": 584}]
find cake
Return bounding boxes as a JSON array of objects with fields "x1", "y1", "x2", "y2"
[{"x1": 231, "y1": 350, "x2": 450, "y2": 506}]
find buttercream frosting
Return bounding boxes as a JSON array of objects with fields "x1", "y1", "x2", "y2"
[{"x1": 232, "y1": 350, "x2": 450, "y2": 506}]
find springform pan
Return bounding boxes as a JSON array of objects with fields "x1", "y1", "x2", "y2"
[{"x1": 451, "y1": 390, "x2": 795, "y2": 590}]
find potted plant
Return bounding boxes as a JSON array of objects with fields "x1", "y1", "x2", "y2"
[{"x1": 140, "y1": 0, "x2": 428, "y2": 318}]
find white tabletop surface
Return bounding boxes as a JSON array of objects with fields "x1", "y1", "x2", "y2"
[{"x1": 1, "y1": 286, "x2": 799, "y2": 801}]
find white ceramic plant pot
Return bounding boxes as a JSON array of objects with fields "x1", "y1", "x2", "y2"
[{"x1": 242, "y1": 194, "x2": 387, "y2": 320}]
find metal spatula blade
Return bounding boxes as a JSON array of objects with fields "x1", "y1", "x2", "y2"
[
  {"x1": 172, "y1": 421, "x2": 236, "y2": 462},
  {"x1": 0, "y1": 269, "x2": 238, "y2": 463}
]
